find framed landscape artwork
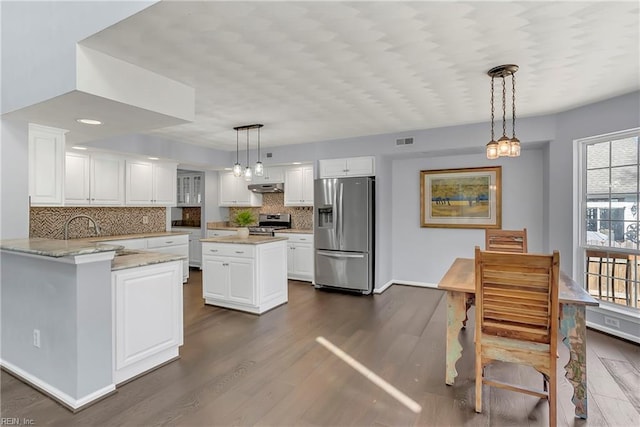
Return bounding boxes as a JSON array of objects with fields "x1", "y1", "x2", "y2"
[{"x1": 420, "y1": 166, "x2": 502, "y2": 229}]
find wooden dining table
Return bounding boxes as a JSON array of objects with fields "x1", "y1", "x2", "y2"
[{"x1": 438, "y1": 257, "x2": 599, "y2": 419}]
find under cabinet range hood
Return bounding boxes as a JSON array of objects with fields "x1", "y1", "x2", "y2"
[{"x1": 248, "y1": 183, "x2": 284, "y2": 193}]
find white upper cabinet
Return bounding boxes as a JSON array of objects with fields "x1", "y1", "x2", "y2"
[
  {"x1": 319, "y1": 156, "x2": 375, "y2": 178},
  {"x1": 65, "y1": 152, "x2": 124, "y2": 205},
  {"x1": 152, "y1": 162, "x2": 177, "y2": 205},
  {"x1": 125, "y1": 160, "x2": 177, "y2": 206},
  {"x1": 29, "y1": 124, "x2": 66, "y2": 205},
  {"x1": 253, "y1": 166, "x2": 284, "y2": 184},
  {"x1": 218, "y1": 172, "x2": 262, "y2": 207},
  {"x1": 284, "y1": 165, "x2": 314, "y2": 206}
]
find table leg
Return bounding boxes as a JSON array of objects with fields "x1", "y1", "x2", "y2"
[
  {"x1": 559, "y1": 303, "x2": 588, "y2": 419},
  {"x1": 446, "y1": 291, "x2": 467, "y2": 385}
]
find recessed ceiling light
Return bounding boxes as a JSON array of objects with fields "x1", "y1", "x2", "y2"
[
  {"x1": 76, "y1": 118, "x2": 102, "y2": 125},
  {"x1": 292, "y1": 162, "x2": 302, "y2": 165},
  {"x1": 71, "y1": 146, "x2": 88, "y2": 150},
  {"x1": 148, "y1": 157, "x2": 159, "y2": 160}
]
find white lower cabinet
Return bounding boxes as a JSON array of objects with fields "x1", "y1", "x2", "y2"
[
  {"x1": 275, "y1": 233, "x2": 314, "y2": 282},
  {"x1": 172, "y1": 227, "x2": 203, "y2": 268},
  {"x1": 202, "y1": 240, "x2": 287, "y2": 314},
  {"x1": 102, "y1": 234, "x2": 189, "y2": 282},
  {"x1": 147, "y1": 235, "x2": 189, "y2": 282},
  {"x1": 112, "y1": 260, "x2": 183, "y2": 385}
]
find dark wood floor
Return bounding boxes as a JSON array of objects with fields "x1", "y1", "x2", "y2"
[{"x1": 2, "y1": 270, "x2": 639, "y2": 426}]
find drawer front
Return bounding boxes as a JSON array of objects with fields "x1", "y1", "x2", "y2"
[
  {"x1": 147, "y1": 235, "x2": 189, "y2": 248},
  {"x1": 101, "y1": 238, "x2": 147, "y2": 250},
  {"x1": 275, "y1": 233, "x2": 313, "y2": 244},
  {"x1": 203, "y1": 243, "x2": 255, "y2": 258},
  {"x1": 207, "y1": 230, "x2": 238, "y2": 238}
]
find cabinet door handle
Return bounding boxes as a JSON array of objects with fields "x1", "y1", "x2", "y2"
[
  {"x1": 300, "y1": 238, "x2": 307, "y2": 241},
  {"x1": 235, "y1": 251, "x2": 244, "y2": 254},
  {"x1": 209, "y1": 249, "x2": 219, "y2": 252},
  {"x1": 165, "y1": 241, "x2": 174, "y2": 244}
]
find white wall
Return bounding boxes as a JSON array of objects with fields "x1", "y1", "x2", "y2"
[
  {"x1": 0, "y1": 119, "x2": 29, "y2": 239},
  {"x1": 550, "y1": 92, "x2": 640, "y2": 273},
  {"x1": 204, "y1": 171, "x2": 227, "y2": 223},
  {"x1": 391, "y1": 149, "x2": 545, "y2": 285}
]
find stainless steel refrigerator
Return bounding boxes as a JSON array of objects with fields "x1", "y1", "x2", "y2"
[{"x1": 314, "y1": 176, "x2": 374, "y2": 294}]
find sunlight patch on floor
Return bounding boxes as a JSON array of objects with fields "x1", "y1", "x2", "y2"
[{"x1": 315, "y1": 336, "x2": 422, "y2": 414}]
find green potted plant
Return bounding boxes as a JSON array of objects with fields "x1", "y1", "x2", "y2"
[{"x1": 234, "y1": 209, "x2": 256, "y2": 238}]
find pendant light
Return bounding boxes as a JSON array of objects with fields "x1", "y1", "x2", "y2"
[
  {"x1": 232, "y1": 128, "x2": 242, "y2": 177},
  {"x1": 486, "y1": 64, "x2": 520, "y2": 159},
  {"x1": 244, "y1": 128, "x2": 252, "y2": 181},
  {"x1": 254, "y1": 125, "x2": 264, "y2": 177},
  {"x1": 232, "y1": 123, "x2": 264, "y2": 179}
]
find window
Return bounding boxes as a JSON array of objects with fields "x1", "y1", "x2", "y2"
[{"x1": 580, "y1": 129, "x2": 640, "y2": 310}]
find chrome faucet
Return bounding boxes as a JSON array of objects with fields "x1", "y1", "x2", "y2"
[{"x1": 63, "y1": 214, "x2": 101, "y2": 240}]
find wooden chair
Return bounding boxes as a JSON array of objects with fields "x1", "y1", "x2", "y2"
[
  {"x1": 474, "y1": 246, "x2": 559, "y2": 427},
  {"x1": 485, "y1": 228, "x2": 528, "y2": 253}
]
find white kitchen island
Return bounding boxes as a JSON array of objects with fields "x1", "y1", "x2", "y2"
[
  {"x1": 0, "y1": 238, "x2": 185, "y2": 411},
  {"x1": 201, "y1": 235, "x2": 288, "y2": 314}
]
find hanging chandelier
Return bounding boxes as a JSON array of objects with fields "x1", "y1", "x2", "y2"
[
  {"x1": 232, "y1": 124, "x2": 264, "y2": 181},
  {"x1": 486, "y1": 64, "x2": 520, "y2": 159}
]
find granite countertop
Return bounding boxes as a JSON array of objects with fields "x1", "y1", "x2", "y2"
[
  {"x1": 0, "y1": 238, "x2": 122, "y2": 258},
  {"x1": 274, "y1": 229, "x2": 313, "y2": 234},
  {"x1": 85, "y1": 231, "x2": 191, "y2": 242},
  {"x1": 111, "y1": 249, "x2": 186, "y2": 271},
  {"x1": 201, "y1": 236, "x2": 288, "y2": 245}
]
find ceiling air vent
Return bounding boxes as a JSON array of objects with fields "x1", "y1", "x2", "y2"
[{"x1": 396, "y1": 137, "x2": 414, "y2": 146}]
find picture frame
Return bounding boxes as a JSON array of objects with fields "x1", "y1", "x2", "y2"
[{"x1": 420, "y1": 166, "x2": 502, "y2": 229}]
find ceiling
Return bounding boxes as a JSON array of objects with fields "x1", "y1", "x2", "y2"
[{"x1": 72, "y1": 1, "x2": 639, "y2": 151}]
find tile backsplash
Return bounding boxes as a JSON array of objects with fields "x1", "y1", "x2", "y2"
[
  {"x1": 229, "y1": 193, "x2": 313, "y2": 229},
  {"x1": 30, "y1": 207, "x2": 166, "y2": 239}
]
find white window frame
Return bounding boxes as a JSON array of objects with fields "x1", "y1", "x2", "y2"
[{"x1": 575, "y1": 127, "x2": 640, "y2": 344}]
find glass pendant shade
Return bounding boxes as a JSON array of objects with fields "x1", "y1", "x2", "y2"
[
  {"x1": 486, "y1": 141, "x2": 499, "y2": 159},
  {"x1": 254, "y1": 161, "x2": 264, "y2": 176},
  {"x1": 497, "y1": 136, "x2": 511, "y2": 156},
  {"x1": 244, "y1": 166, "x2": 253, "y2": 181},
  {"x1": 508, "y1": 138, "x2": 521, "y2": 157},
  {"x1": 232, "y1": 162, "x2": 242, "y2": 177}
]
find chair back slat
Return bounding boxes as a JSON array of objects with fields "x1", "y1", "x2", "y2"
[
  {"x1": 485, "y1": 228, "x2": 528, "y2": 253},
  {"x1": 475, "y1": 247, "x2": 559, "y2": 345}
]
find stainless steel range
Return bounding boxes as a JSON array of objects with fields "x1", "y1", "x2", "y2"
[{"x1": 248, "y1": 213, "x2": 291, "y2": 236}]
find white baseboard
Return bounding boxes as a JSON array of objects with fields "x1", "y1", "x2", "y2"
[
  {"x1": 0, "y1": 359, "x2": 115, "y2": 411},
  {"x1": 374, "y1": 279, "x2": 439, "y2": 294},
  {"x1": 586, "y1": 321, "x2": 640, "y2": 344}
]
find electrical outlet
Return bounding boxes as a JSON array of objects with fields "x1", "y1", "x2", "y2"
[
  {"x1": 142, "y1": 216, "x2": 149, "y2": 224},
  {"x1": 33, "y1": 329, "x2": 41, "y2": 348},
  {"x1": 604, "y1": 316, "x2": 620, "y2": 328}
]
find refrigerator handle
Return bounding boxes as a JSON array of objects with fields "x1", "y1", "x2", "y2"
[
  {"x1": 338, "y1": 181, "x2": 344, "y2": 250},
  {"x1": 317, "y1": 250, "x2": 365, "y2": 259}
]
